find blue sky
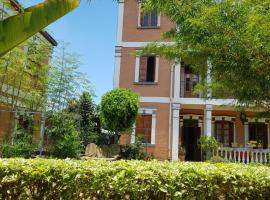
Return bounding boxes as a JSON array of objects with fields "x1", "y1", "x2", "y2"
[{"x1": 23, "y1": 0, "x2": 118, "y2": 103}]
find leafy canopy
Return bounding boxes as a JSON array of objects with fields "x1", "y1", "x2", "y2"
[
  {"x1": 99, "y1": 88, "x2": 139, "y2": 133},
  {"x1": 141, "y1": 0, "x2": 270, "y2": 112}
]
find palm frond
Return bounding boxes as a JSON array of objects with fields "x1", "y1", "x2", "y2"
[{"x1": 0, "y1": 0, "x2": 80, "y2": 57}]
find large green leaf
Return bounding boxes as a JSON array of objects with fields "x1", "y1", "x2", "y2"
[{"x1": 0, "y1": 0, "x2": 80, "y2": 57}]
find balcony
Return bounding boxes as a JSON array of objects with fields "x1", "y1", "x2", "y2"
[
  {"x1": 218, "y1": 147, "x2": 270, "y2": 164},
  {"x1": 180, "y1": 79, "x2": 200, "y2": 98}
]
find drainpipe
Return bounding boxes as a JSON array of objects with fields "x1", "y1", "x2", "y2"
[{"x1": 168, "y1": 64, "x2": 175, "y2": 160}]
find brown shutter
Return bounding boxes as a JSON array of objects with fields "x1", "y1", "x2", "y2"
[
  {"x1": 139, "y1": 57, "x2": 148, "y2": 82},
  {"x1": 135, "y1": 115, "x2": 152, "y2": 143}
]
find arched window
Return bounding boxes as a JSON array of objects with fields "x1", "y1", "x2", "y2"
[{"x1": 215, "y1": 121, "x2": 234, "y2": 147}]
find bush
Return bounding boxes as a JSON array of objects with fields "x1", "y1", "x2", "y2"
[
  {"x1": 46, "y1": 112, "x2": 81, "y2": 159},
  {"x1": 0, "y1": 134, "x2": 36, "y2": 158},
  {"x1": 207, "y1": 156, "x2": 227, "y2": 163},
  {"x1": 120, "y1": 137, "x2": 144, "y2": 160},
  {"x1": 0, "y1": 159, "x2": 270, "y2": 199}
]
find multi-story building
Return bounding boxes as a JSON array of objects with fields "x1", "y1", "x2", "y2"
[
  {"x1": 0, "y1": 0, "x2": 57, "y2": 143},
  {"x1": 114, "y1": 0, "x2": 270, "y2": 161}
]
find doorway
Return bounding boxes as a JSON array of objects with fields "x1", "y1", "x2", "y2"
[{"x1": 182, "y1": 119, "x2": 201, "y2": 161}]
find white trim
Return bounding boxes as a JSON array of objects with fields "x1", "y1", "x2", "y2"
[
  {"x1": 204, "y1": 104, "x2": 213, "y2": 137},
  {"x1": 116, "y1": 1, "x2": 124, "y2": 44},
  {"x1": 113, "y1": 46, "x2": 122, "y2": 88},
  {"x1": 212, "y1": 116, "x2": 236, "y2": 122},
  {"x1": 155, "y1": 56, "x2": 160, "y2": 83},
  {"x1": 173, "y1": 98, "x2": 236, "y2": 106},
  {"x1": 174, "y1": 62, "x2": 181, "y2": 98},
  {"x1": 134, "y1": 56, "x2": 140, "y2": 83},
  {"x1": 180, "y1": 114, "x2": 203, "y2": 120},
  {"x1": 118, "y1": 41, "x2": 175, "y2": 48},
  {"x1": 140, "y1": 97, "x2": 170, "y2": 103},
  {"x1": 247, "y1": 117, "x2": 268, "y2": 123}
]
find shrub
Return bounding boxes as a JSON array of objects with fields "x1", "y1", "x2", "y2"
[
  {"x1": 1, "y1": 134, "x2": 36, "y2": 158},
  {"x1": 46, "y1": 112, "x2": 81, "y2": 159},
  {"x1": 198, "y1": 136, "x2": 219, "y2": 160},
  {"x1": 0, "y1": 159, "x2": 270, "y2": 199},
  {"x1": 207, "y1": 156, "x2": 227, "y2": 163},
  {"x1": 120, "y1": 137, "x2": 144, "y2": 160}
]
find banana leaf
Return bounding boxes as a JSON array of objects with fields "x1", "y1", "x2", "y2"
[{"x1": 0, "y1": 0, "x2": 80, "y2": 57}]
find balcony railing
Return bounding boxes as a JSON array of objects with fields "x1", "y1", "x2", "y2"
[
  {"x1": 218, "y1": 147, "x2": 270, "y2": 164},
  {"x1": 180, "y1": 80, "x2": 200, "y2": 98}
]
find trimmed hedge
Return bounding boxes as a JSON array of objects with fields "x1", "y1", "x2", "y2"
[{"x1": 0, "y1": 159, "x2": 270, "y2": 199}]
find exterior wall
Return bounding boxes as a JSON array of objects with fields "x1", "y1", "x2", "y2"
[
  {"x1": 0, "y1": 104, "x2": 13, "y2": 143},
  {"x1": 119, "y1": 47, "x2": 172, "y2": 97},
  {"x1": 120, "y1": 102, "x2": 170, "y2": 160},
  {"x1": 122, "y1": 0, "x2": 174, "y2": 42}
]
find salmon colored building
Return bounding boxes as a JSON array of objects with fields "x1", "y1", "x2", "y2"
[{"x1": 114, "y1": 0, "x2": 270, "y2": 162}]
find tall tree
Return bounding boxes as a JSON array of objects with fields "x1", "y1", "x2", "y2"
[
  {"x1": 78, "y1": 91, "x2": 97, "y2": 147},
  {"x1": 47, "y1": 42, "x2": 92, "y2": 112},
  {"x1": 0, "y1": 0, "x2": 79, "y2": 57},
  {"x1": 141, "y1": 0, "x2": 270, "y2": 113}
]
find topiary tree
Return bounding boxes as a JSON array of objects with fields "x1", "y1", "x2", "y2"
[{"x1": 99, "y1": 88, "x2": 139, "y2": 143}]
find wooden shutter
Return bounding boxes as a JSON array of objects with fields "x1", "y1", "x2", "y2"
[
  {"x1": 139, "y1": 57, "x2": 148, "y2": 82},
  {"x1": 135, "y1": 115, "x2": 152, "y2": 143}
]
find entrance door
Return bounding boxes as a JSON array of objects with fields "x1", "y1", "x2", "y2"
[{"x1": 182, "y1": 119, "x2": 201, "y2": 161}]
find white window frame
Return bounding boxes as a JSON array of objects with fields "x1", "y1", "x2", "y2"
[
  {"x1": 131, "y1": 108, "x2": 157, "y2": 145},
  {"x1": 134, "y1": 55, "x2": 159, "y2": 83},
  {"x1": 137, "y1": 3, "x2": 161, "y2": 28}
]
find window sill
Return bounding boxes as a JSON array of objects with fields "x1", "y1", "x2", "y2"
[
  {"x1": 137, "y1": 26, "x2": 160, "y2": 30},
  {"x1": 134, "y1": 82, "x2": 158, "y2": 85}
]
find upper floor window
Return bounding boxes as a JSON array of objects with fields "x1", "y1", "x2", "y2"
[
  {"x1": 140, "y1": 11, "x2": 158, "y2": 28},
  {"x1": 135, "y1": 56, "x2": 159, "y2": 84}
]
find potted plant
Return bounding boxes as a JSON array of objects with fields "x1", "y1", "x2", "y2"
[
  {"x1": 198, "y1": 136, "x2": 219, "y2": 161},
  {"x1": 257, "y1": 140, "x2": 263, "y2": 149},
  {"x1": 179, "y1": 146, "x2": 186, "y2": 161},
  {"x1": 247, "y1": 140, "x2": 257, "y2": 148}
]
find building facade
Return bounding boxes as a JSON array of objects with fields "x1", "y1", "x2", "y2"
[
  {"x1": 0, "y1": 0, "x2": 57, "y2": 143},
  {"x1": 114, "y1": 0, "x2": 270, "y2": 161}
]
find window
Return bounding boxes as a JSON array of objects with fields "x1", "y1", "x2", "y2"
[
  {"x1": 139, "y1": 56, "x2": 156, "y2": 83},
  {"x1": 140, "y1": 11, "x2": 158, "y2": 28},
  {"x1": 215, "y1": 121, "x2": 233, "y2": 147},
  {"x1": 135, "y1": 115, "x2": 152, "y2": 143},
  {"x1": 249, "y1": 123, "x2": 268, "y2": 148}
]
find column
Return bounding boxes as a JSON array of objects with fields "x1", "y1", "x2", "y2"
[
  {"x1": 244, "y1": 122, "x2": 249, "y2": 146},
  {"x1": 151, "y1": 111, "x2": 157, "y2": 145},
  {"x1": 206, "y1": 59, "x2": 212, "y2": 98},
  {"x1": 113, "y1": 46, "x2": 122, "y2": 88},
  {"x1": 174, "y1": 62, "x2": 181, "y2": 98},
  {"x1": 204, "y1": 104, "x2": 213, "y2": 137},
  {"x1": 172, "y1": 103, "x2": 181, "y2": 160}
]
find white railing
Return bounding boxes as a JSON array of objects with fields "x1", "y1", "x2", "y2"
[{"x1": 218, "y1": 147, "x2": 270, "y2": 164}]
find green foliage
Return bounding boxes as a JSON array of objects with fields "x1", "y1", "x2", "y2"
[
  {"x1": 1, "y1": 159, "x2": 270, "y2": 199},
  {"x1": 99, "y1": 88, "x2": 139, "y2": 134},
  {"x1": 0, "y1": 0, "x2": 79, "y2": 56},
  {"x1": 46, "y1": 112, "x2": 81, "y2": 159},
  {"x1": 141, "y1": 0, "x2": 270, "y2": 111},
  {"x1": 47, "y1": 42, "x2": 93, "y2": 112},
  {"x1": 207, "y1": 156, "x2": 227, "y2": 164},
  {"x1": 198, "y1": 136, "x2": 219, "y2": 160},
  {"x1": 78, "y1": 91, "x2": 98, "y2": 147},
  {"x1": 120, "y1": 137, "x2": 145, "y2": 160},
  {"x1": 1, "y1": 134, "x2": 36, "y2": 158}
]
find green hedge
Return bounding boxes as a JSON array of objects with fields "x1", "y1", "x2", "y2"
[{"x1": 0, "y1": 159, "x2": 270, "y2": 199}]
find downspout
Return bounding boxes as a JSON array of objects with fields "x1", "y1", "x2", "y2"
[{"x1": 168, "y1": 64, "x2": 174, "y2": 160}]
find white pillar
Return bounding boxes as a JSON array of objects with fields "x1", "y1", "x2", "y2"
[
  {"x1": 204, "y1": 104, "x2": 213, "y2": 137},
  {"x1": 113, "y1": 46, "x2": 122, "y2": 88},
  {"x1": 172, "y1": 103, "x2": 180, "y2": 160},
  {"x1": 174, "y1": 62, "x2": 181, "y2": 98},
  {"x1": 244, "y1": 122, "x2": 249, "y2": 146},
  {"x1": 116, "y1": 0, "x2": 124, "y2": 44},
  {"x1": 206, "y1": 59, "x2": 212, "y2": 98},
  {"x1": 151, "y1": 111, "x2": 157, "y2": 145}
]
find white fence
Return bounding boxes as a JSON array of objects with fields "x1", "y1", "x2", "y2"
[{"x1": 218, "y1": 147, "x2": 270, "y2": 164}]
